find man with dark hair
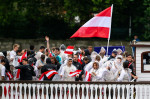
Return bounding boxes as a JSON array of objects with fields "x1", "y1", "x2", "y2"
[
  {"x1": 35, "y1": 54, "x2": 46, "y2": 77},
  {"x1": 84, "y1": 46, "x2": 93, "y2": 56},
  {"x1": 2, "y1": 51, "x2": 10, "y2": 72},
  {"x1": 126, "y1": 54, "x2": 138, "y2": 80},
  {"x1": 73, "y1": 54, "x2": 82, "y2": 81},
  {"x1": 35, "y1": 46, "x2": 45, "y2": 60},
  {"x1": 30, "y1": 45, "x2": 35, "y2": 55},
  {"x1": 15, "y1": 58, "x2": 35, "y2": 80},
  {"x1": 41, "y1": 58, "x2": 57, "y2": 81},
  {"x1": 54, "y1": 48, "x2": 62, "y2": 64}
]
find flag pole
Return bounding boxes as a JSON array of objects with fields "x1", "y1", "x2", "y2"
[{"x1": 106, "y1": 4, "x2": 113, "y2": 56}]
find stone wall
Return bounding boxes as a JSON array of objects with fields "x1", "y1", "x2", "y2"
[{"x1": 0, "y1": 38, "x2": 132, "y2": 54}]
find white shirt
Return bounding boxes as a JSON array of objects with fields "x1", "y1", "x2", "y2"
[
  {"x1": 89, "y1": 68, "x2": 107, "y2": 81},
  {"x1": 84, "y1": 62, "x2": 93, "y2": 72},
  {"x1": 117, "y1": 68, "x2": 131, "y2": 82},
  {"x1": 1, "y1": 66, "x2": 5, "y2": 77},
  {"x1": 12, "y1": 56, "x2": 21, "y2": 67},
  {"x1": 35, "y1": 51, "x2": 43, "y2": 60},
  {"x1": 0, "y1": 64, "x2": 5, "y2": 80},
  {"x1": 60, "y1": 64, "x2": 77, "y2": 81},
  {"x1": 10, "y1": 50, "x2": 16, "y2": 60}
]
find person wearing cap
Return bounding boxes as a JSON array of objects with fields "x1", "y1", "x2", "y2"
[
  {"x1": 108, "y1": 50, "x2": 117, "y2": 61},
  {"x1": 60, "y1": 58, "x2": 77, "y2": 81},
  {"x1": 0, "y1": 59, "x2": 6, "y2": 80}
]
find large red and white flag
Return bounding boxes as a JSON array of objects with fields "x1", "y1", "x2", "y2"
[
  {"x1": 64, "y1": 46, "x2": 74, "y2": 54},
  {"x1": 69, "y1": 70, "x2": 82, "y2": 77},
  {"x1": 70, "y1": 5, "x2": 113, "y2": 39},
  {"x1": 18, "y1": 51, "x2": 27, "y2": 63},
  {"x1": 39, "y1": 73, "x2": 45, "y2": 81},
  {"x1": 85, "y1": 71, "x2": 91, "y2": 81},
  {"x1": 39, "y1": 70, "x2": 58, "y2": 81},
  {"x1": 45, "y1": 70, "x2": 58, "y2": 79}
]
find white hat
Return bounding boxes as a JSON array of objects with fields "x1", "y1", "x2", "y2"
[{"x1": 0, "y1": 52, "x2": 4, "y2": 57}]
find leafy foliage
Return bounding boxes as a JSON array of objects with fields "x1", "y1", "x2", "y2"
[{"x1": 0, "y1": 0, "x2": 149, "y2": 40}]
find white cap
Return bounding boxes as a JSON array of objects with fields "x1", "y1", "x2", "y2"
[{"x1": 0, "y1": 52, "x2": 4, "y2": 57}]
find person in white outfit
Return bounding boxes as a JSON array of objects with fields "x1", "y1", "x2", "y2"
[
  {"x1": 90, "y1": 62, "x2": 107, "y2": 81},
  {"x1": 117, "y1": 61, "x2": 132, "y2": 82},
  {"x1": 60, "y1": 58, "x2": 77, "y2": 81}
]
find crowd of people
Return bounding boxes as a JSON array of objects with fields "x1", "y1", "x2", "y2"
[{"x1": 0, "y1": 36, "x2": 138, "y2": 82}]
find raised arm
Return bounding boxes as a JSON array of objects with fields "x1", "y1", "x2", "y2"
[{"x1": 45, "y1": 36, "x2": 50, "y2": 51}]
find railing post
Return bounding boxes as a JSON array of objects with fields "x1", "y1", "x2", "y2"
[
  {"x1": 81, "y1": 84, "x2": 85, "y2": 99},
  {"x1": 126, "y1": 84, "x2": 130, "y2": 99},
  {"x1": 139, "y1": 85, "x2": 143, "y2": 99},
  {"x1": 59, "y1": 84, "x2": 63, "y2": 99},
  {"x1": 144, "y1": 85, "x2": 148, "y2": 99},
  {"x1": 55, "y1": 84, "x2": 58, "y2": 99},
  {"x1": 108, "y1": 84, "x2": 111, "y2": 99},
  {"x1": 99, "y1": 84, "x2": 102, "y2": 99},
  {"x1": 117, "y1": 84, "x2": 121, "y2": 99},
  {"x1": 23, "y1": 83, "x2": 27, "y2": 99},
  {"x1": 1, "y1": 83, "x2": 5, "y2": 99},
  {"x1": 19, "y1": 83, "x2": 23, "y2": 99},
  {"x1": 103, "y1": 84, "x2": 107, "y2": 99},
  {"x1": 72, "y1": 84, "x2": 76, "y2": 99},
  {"x1": 63, "y1": 84, "x2": 67, "y2": 99},
  {"x1": 68, "y1": 84, "x2": 71, "y2": 99},
  {"x1": 130, "y1": 84, "x2": 134, "y2": 99},
  {"x1": 37, "y1": 83, "x2": 40, "y2": 99},
  {"x1": 28, "y1": 84, "x2": 32, "y2": 99},
  {"x1": 15, "y1": 83, "x2": 18, "y2": 99},
  {"x1": 32, "y1": 84, "x2": 36, "y2": 99},
  {"x1": 5, "y1": 83, "x2": 10, "y2": 99},
  {"x1": 90, "y1": 84, "x2": 94, "y2": 99},
  {"x1": 77, "y1": 84, "x2": 80, "y2": 99},
  {"x1": 112, "y1": 84, "x2": 116, "y2": 99},
  {"x1": 10, "y1": 83, "x2": 14, "y2": 99}
]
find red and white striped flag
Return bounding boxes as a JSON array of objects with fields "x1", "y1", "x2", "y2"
[
  {"x1": 70, "y1": 5, "x2": 113, "y2": 39},
  {"x1": 39, "y1": 70, "x2": 58, "y2": 81},
  {"x1": 85, "y1": 71, "x2": 91, "y2": 81},
  {"x1": 6, "y1": 71, "x2": 13, "y2": 80},
  {"x1": 39, "y1": 73, "x2": 45, "y2": 81},
  {"x1": 69, "y1": 70, "x2": 82, "y2": 77},
  {"x1": 18, "y1": 51, "x2": 27, "y2": 63},
  {"x1": 45, "y1": 70, "x2": 58, "y2": 79},
  {"x1": 16, "y1": 69, "x2": 21, "y2": 79},
  {"x1": 64, "y1": 46, "x2": 74, "y2": 54},
  {"x1": 78, "y1": 54, "x2": 83, "y2": 65}
]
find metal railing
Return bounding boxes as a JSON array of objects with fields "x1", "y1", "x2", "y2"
[{"x1": 0, "y1": 81, "x2": 150, "y2": 99}]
